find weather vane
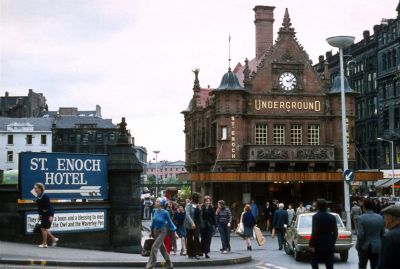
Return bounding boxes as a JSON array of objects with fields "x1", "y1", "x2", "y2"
[{"x1": 228, "y1": 34, "x2": 231, "y2": 71}]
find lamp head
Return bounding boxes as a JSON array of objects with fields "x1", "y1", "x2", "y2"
[{"x1": 326, "y1": 36, "x2": 355, "y2": 49}]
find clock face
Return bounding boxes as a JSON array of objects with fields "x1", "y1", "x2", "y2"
[{"x1": 279, "y1": 72, "x2": 297, "y2": 91}]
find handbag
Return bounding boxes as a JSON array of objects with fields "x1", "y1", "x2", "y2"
[
  {"x1": 235, "y1": 212, "x2": 245, "y2": 237},
  {"x1": 33, "y1": 223, "x2": 41, "y2": 234}
]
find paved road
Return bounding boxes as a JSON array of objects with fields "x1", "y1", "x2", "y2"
[{"x1": 0, "y1": 233, "x2": 359, "y2": 269}]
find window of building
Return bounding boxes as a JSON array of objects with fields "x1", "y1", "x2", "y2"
[
  {"x1": 373, "y1": 72, "x2": 377, "y2": 90},
  {"x1": 41, "y1": 135, "x2": 47, "y2": 145},
  {"x1": 394, "y1": 107, "x2": 400, "y2": 130},
  {"x1": 308, "y1": 125, "x2": 320, "y2": 145},
  {"x1": 394, "y1": 80, "x2": 399, "y2": 97},
  {"x1": 382, "y1": 83, "x2": 387, "y2": 99},
  {"x1": 220, "y1": 126, "x2": 228, "y2": 140},
  {"x1": 7, "y1": 135, "x2": 13, "y2": 145},
  {"x1": 373, "y1": 97, "x2": 378, "y2": 115},
  {"x1": 388, "y1": 51, "x2": 392, "y2": 68},
  {"x1": 96, "y1": 133, "x2": 103, "y2": 144},
  {"x1": 81, "y1": 133, "x2": 89, "y2": 144},
  {"x1": 290, "y1": 124, "x2": 302, "y2": 145},
  {"x1": 385, "y1": 145, "x2": 390, "y2": 165},
  {"x1": 255, "y1": 124, "x2": 267, "y2": 145},
  {"x1": 26, "y1": 134, "x2": 33, "y2": 145},
  {"x1": 393, "y1": 50, "x2": 397, "y2": 67},
  {"x1": 7, "y1": 151, "x2": 13, "y2": 162},
  {"x1": 382, "y1": 53, "x2": 387, "y2": 70},
  {"x1": 273, "y1": 124, "x2": 285, "y2": 145},
  {"x1": 383, "y1": 110, "x2": 389, "y2": 130},
  {"x1": 396, "y1": 144, "x2": 400, "y2": 164}
]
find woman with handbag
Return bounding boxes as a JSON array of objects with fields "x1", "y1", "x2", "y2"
[
  {"x1": 242, "y1": 204, "x2": 256, "y2": 251},
  {"x1": 146, "y1": 197, "x2": 177, "y2": 269},
  {"x1": 34, "y1": 183, "x2": 58, "y2": 248}
]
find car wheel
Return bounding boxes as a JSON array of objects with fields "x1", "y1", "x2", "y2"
[
  {"x1": 284, "y1": 241, "x2": 293, "y2": 255},
  {"x1": 340, "y1": 251, "x2": 349, "y2": 262},
  {"x1": 294, "y1": 247, "x2": 302, "y2": 261}
]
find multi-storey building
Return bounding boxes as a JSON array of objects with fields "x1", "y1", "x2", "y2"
[
  {"x1": 148, "y1": 161, "x2": 186, "y2": 182},
  {"x1": 135, "y1": 146, "x2": 148, "y2": 183},
  {"x1": 0, "y1": 117, "x2": 53, "y2": 171},
  {"x1": 50, "y1": 106, "x2": 119, "y2": 154},
  {"x1": 319, "y1": 2, "x2": 400, "y2": 194},
  {"x1": 376, "y1": 5, "x2": 400, "y2": 172},
  {"x1": 182, "y1": 6, "x2": 381, "y2": 205},
  {"x1": 0, "y1": 89, "x2": 47, "y2": 118}
]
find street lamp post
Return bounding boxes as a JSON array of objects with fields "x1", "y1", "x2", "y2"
[
  {"x1": 326, "y1": 35, "x2": 355, "y2": 231},
  {"x1": 153, "y1": 150, "x2": 160, "y2": 197},
  {"x1": 378, "y1": 137, "x2": 395, "y2": 197}
]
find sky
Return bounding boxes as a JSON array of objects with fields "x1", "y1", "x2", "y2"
[{"x1": 0, "y1": 0, "x2": 398, "y2": 162}]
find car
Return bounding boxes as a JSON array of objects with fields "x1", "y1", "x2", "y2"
[{"x1": 284, "y1": 212, "x2": 353, "y2": 262}]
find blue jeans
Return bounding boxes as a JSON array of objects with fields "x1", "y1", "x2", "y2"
[{"x1": 218, "y1": 224, "x2": 231, "y2": 251}]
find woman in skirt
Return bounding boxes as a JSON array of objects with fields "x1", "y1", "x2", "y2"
[{"x1": 242, "y1": 204, "x2": 256, "y2": 250}]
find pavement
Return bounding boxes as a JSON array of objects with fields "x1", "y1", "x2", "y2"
[{"x1": 0, "y1": 231, "x2": 251, "y2": 268}]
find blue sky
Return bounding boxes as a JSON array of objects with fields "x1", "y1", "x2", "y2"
[{"x1": 0, "y1": 0, "x2": 397, "y2": 161}]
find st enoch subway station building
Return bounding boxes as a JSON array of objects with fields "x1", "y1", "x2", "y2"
[{"x1": 182, "y1": 6, "x2": 382, "y2": 206}]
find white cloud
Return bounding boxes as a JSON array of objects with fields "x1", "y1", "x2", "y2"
[{"x1": 0, "y1": 0, "x2": 397, "y2": 161}]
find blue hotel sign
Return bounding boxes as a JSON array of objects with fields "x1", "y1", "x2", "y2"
[{"x1": 19, "y1": 152, "x2": 108, "y2": 200}]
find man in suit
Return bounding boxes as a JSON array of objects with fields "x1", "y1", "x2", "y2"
[
  {"x1": 356, "y1": 198, "x2": 385, "y2": 269},
  {"x1": 377, "y1": 205, "x2": 400, "y2": 269},
  {"x1": 309, "y1": 199, "x2": 338, "y2": 269},
  {"x1": 272, "y1": 203, "x2": 288, "y2": 250}
]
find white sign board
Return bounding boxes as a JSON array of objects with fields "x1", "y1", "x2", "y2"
[{"x1": 25, "y1": 210, "x2": 107, "y2": 234}]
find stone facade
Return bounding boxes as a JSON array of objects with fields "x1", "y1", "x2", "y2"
[
  {"x1": 182, "y1": 7, "x2": 361, "y2": 204},
  {"x1": 0, "y1": 89, "x2": 47, "y2": 118}
]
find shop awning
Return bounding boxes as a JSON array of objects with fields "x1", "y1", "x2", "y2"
[{"x1": 375, "y1": 178, "x2": 400, "y2": 188}]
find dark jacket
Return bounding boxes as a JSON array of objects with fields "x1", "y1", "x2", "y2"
[
  {"x1": 377, "y1": 224, "x2": 400, "y2": 269},
  {"x1": 216, "y1": 207, "x2": 232, "y2": 225},
  {"x1": 356, "y1": 210, "x2": 385, "y2": 253},
  {"x1": 242, "y1": 211, "x2": 256, "y2": 227},
  {"x1": 201, "y1": 205, "x2": 216, "y2": 229},
  {"x1": 309, "y1": 211, "x2": 338, "y2": 253},
  {"x1": 273, "y1": 209, "x2": 288, "y2": 229},
  {"x1": 36, "y1": 194, "x2": 54, "y2": 217}
]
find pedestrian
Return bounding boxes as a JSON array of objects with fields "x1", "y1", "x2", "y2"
[
  {"x1": 373, "y1": 199, "x2": 382, "y2": 214},
  {"x1": 351, "y1": 201, "x2": 362, "y2": 234},
  {"x1": 309, "y1": 198, "x2": 338, "y2": 269},
  {"x1": 34, "y1": 183, "x2": 59, "y2": 248},
  {"x1": 169, "y1": 202, "x2": 178, "y2": 255},
  {"x1": 146, "y1": 197, "x2": 177, "y2": 269},
  {"x1": 263, "y1": 201, "x2": 271, "y2": 231},
  {"x1": 231, "y1": 202, "x2": 238, "y2": 231},
  {"x1": 296, "y1": 202, "x2": 306, "y2": 215},
  {"x1": 269, "y1": 200, "x2": 278, "y2": 232},
  {"x1": 272, "y1": 203, "x2": 288, "y2": 250},
  {"x1": 251, "y1": 199, "x2": 259, "y2": 223},
  {"x1": 216, "y1": 200, "x2": 232, "y2": 254},
  {"x1": 200, "y1": 196, "x2": 215, "y2": 259},
  {"x1": 287, "y1": 204, "x2": 295, "y2": 225},
  {"x1": 356, "y1": 198, "x2": 385, "y2": 269},
  {"x1": 377, "y1": 205, "x2": 400, "y2": 269},
  {"x1": 143, "y1": 197, "x2": 154, "y2": 220},
  {"x1": 173, "y1": 204, "x2": 187, "y2": 256},
  {"x1": 184, "y1": 192, "x2": 202, "y2": 259},
  {"x1": 242, "y1": 204, "x2": 256, "y2": 251}
]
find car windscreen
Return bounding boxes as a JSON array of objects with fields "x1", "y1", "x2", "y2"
[{"x1": 298, "y1": 214, "x2": 345, "y2": 229}]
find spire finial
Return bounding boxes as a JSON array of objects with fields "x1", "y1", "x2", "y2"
[
  {"x1": 228, "y1": 34, "x2": 232, "y2": 71},
  {"x1": 278, "y1": 8, "x2": 296, "y2": 37},
  {"x1": 192, "y1": 68, "x2": 200, "y2": 90}
]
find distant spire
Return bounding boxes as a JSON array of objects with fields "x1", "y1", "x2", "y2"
[
  {"x1": 278, "y1": 8, "x2": 296, "y2": 37},
  {"x1": 243, "y1": 58, "x2": 250, "y2": 87},
  {"x1": 192, "y1": 68, "x2": 200, "y2": 90},
  {"x1": 228, "y1": 34, "x2": 232, "y2": 71}
]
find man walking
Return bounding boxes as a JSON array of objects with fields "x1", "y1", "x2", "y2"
[
  {"x1": 356, "y1": 198, "x2": 385, "y2": 269},
  {"x1": 351, "y1": 201, "x2": 362, "y2": 234},
  {"x1": 309, "y1": 199, "x2": 337, "y2": 269},
  {"x1": 377, "y1": 205, "x2": 400, "y2": 269},
  {"x1": 272, "y1": 203, "x2": 288, "y2": 250}
]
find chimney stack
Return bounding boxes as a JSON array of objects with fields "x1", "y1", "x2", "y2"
[
  {"x1": 363, "y1": 30, "x2": 370, "y2": 41},
  {"x1": 254, "y1": 6, "x2": 275, "y2": 59}
]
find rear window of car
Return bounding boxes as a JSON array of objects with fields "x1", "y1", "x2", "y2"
[{"x1": 297, "y1": 214, "x2": 344, "y2": 228}]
